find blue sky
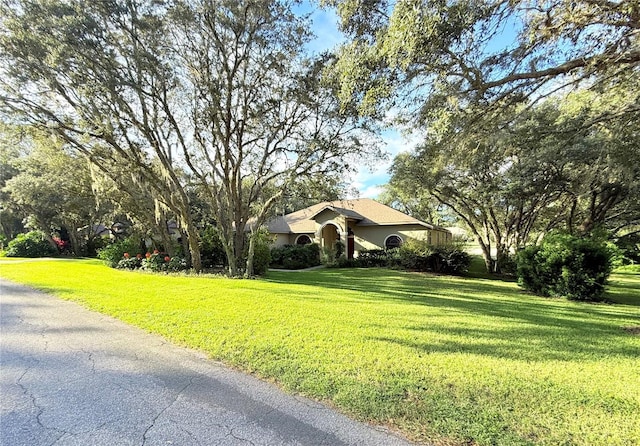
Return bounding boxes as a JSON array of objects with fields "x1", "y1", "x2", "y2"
[
  {"x1": 295, "y1": 3, "x2": 419, "y2": 199},
  {"x1": 297, "y1": 3, "x2": 524, "y2": 199}
]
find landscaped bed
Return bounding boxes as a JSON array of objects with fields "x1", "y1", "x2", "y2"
[{"x1": 1, "y1": 258, "x2": 638, "y2": 446}]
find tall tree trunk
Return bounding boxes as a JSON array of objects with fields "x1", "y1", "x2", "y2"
[
  {"x1": 183, "y1": 221, "x2": 202, "y2": 272},
  {"x1": 67, "y1": 224, "x2": 81, "y2": 256},
  {"x1": 245, "y1": 232, "x2": 256, "y2": 279},
  {"x1": 234, "y1": 227, "x2": 245, "y2": 277}
]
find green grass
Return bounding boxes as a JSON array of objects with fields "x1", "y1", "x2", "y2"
[{"x1": 1, "y1": 258, "x2": 639, "y2": 446}]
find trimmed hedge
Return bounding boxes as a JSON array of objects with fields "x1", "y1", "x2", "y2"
[
  {"x1": 270, "y1": 243, "x2": 321, "y2": 270},
  {"x1": 516, "y1": 232, "x2": 613, "y2": 301},
  {"x1": 333, "y1": 240, "x2": 471, "y2": 275}
]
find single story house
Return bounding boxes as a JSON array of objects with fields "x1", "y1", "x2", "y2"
[{"x1": 264, "y1": 198, "x2": 452, "y2": 259}]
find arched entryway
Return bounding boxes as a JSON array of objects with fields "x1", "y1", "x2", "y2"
[{"x1": 320, "y1": 223, "x2": 341, "y2": 250}]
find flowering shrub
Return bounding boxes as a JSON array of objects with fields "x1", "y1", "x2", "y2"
[
  {"x1": 142, "y1": 252, "x2": 166, "y2": 271},
  {"x1": 116, "y1": 257, "x2": 143, "y2": 270},
  {"x1": 114, "y1": 251, "x2": 188, "y2": 273},
  {"x1": 52, "y1": 236, "x2": 71, "y2": 254},
  {"x1": 98, "y1": 237, "x2": 143, "y2": 267}
]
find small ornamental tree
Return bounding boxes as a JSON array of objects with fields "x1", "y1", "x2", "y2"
[{"x1": 517, "y1": 232, "x2": 613, "y2": 301}]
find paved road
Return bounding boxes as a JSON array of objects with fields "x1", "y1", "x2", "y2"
[{"x1": 0, "y1": 279, "x2": 414, "y2": 446}]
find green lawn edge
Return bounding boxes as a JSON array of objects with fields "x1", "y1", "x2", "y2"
[{"x1": 1, "y1": 258, "x2": 639, "y2": 446}]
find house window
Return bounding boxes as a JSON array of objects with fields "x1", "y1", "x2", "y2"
[
  {"x1": 295, "y1": 234, "x2": 312, "y2": 245},
  {"x1": 384, "y1": 235, "x2": 403, "y2": 250}
]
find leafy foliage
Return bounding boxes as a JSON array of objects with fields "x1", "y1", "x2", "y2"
[
  {"x1": 396, "y1": 239, "x2": 471, "y2": 274},
  {"x1": 199, "y1": 225, "x2": 227, "y2": 269},
  {"x1": 247, "y1": 231, "x2": 272, "y2": 276},
  {"x1": 97, "y1": 237, "x2": 143, "y2": 268},
  {"x1": 270, "y1": 243, "x2": 321, "y2": 270},
  {"x1": 116, "y1": 257, "x2": 143, "y2": 270},
  {"x1": 5, "y1": 231, "x2": 58, "y2": 258},
  {"x1": 141, "y1": 252, "x2": 188, "y2": 273},
  {"x1": 354, "y1": 249, "x2": 390, "y2": 267},
  {"x1": 517, "y1": 232, "x2": 614, "y2": 301}
]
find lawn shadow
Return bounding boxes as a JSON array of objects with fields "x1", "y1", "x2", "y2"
[{"x1": 266, "y1": 268, "x2": 640, "y2": 362}]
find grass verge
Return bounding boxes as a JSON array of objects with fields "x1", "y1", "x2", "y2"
[{"x1": 1, "y1": 258, "x2": 639, "y2": 445}]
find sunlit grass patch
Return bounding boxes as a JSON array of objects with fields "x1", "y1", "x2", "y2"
[{"x1": 1, "y1": 259, "x2": 639, "y2": 445}]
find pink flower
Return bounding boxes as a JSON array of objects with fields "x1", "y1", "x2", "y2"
[
  {"x1": 136, "y1": 254, "x2": 142, "y2": 259},
  {"x1": 145, "y1": 252, "x2": 151, "y2": 259},
  {"x1": 123, "y1": 252, "x2": 130, "y2": 259},
  {"x1": 164, "y1": 256, "x2": 170, "y2": 262},
  {"x1": 153, "y1": 249, "x2": 159, "y2": 254}
]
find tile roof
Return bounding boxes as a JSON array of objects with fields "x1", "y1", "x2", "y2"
[{"x1": 265, "y1": 198, "x2": 443, "y2": 234}]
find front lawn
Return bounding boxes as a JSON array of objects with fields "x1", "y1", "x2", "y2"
[{"x1": 1, "y1": 259, "x2": 639, "y2": 445}]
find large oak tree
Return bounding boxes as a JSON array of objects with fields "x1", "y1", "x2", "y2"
[{"x1": 0, "y1": 0, "x2": 376, "y2": 276}]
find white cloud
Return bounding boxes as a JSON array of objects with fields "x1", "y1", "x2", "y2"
[{"x1": 347, "y1": 129, "x2": 424, "y2": 199}]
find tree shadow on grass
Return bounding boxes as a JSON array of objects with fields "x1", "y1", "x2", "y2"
[{"x1": 266, "y1": 268, "x2": 640, "y2": 362}]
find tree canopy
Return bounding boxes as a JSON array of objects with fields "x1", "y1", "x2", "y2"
[
  {"x1": 325, "y1": 0, "x2": 640, "y2": 271},
  {"x1": 0, "y1": 0, "x2": 377, "y2": 275}
]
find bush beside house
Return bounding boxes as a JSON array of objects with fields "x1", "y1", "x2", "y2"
[{"x1": 270, "y1": 244, "x2": 321, "y2": 270}]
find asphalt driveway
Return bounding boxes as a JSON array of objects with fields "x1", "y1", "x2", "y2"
[{"x1": 0, "y1": 279, "x2": 413, "y2": 446}]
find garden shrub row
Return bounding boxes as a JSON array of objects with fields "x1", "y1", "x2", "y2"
[
  {"x1": 116, "y1": 251, "x2": 188, "y2": 272},
  {"x1": 270, "y1": 243, "x2": 321, "y2": 270},
  {"x1": 328, "y1": 239, "x2": 471, "y2": 275}
]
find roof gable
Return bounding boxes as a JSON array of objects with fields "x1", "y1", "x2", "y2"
[{"x1": 265, "y1": 198, "x2": 445, "y2": 234}]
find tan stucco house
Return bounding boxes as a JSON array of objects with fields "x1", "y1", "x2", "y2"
[{"x1": 265, "y1": 198, "x2": 452, "y2": 259}]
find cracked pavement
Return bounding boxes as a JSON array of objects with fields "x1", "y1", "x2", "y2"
[{"x1": 0, "y1": 280, "x2": 414, "y2": 446}]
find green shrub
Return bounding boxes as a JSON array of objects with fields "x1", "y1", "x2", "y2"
[
  {"x1": 516, "y1": 232, "x2": 613, "y2": 301},
  {"x1": 434, "y1": 245, "x2": 472, "y2": 274},
  {"x1": 270, "y1": 243, "x2": 321, "y2": 270},
  {"x1": 97, "y1": 236, "x2": 143, "y2": 267},
  {"x1": 612, "y1": 233, "x2": 640, "y2": 265},
  {"x1": 116, "y1": 257, "x2": 143, "y2": 270},
  {"x1": 395, "y1": 239, "x2": 471, "y2": 274},
  {"x1": 5, "y1": 231, "x2": 58, "y2": 258},
  {"x1": 135, "y1": 252, "x2": 188, "y2": 272},
  {"x1": 199, "y1": 225, "x2": 226, "y2": 268},
  {"x1": 165, "y1": 256, "x2": 188, "y2": 272},
  {"x1": 247, "y1": 230, "x2": 272, "y2": 276},
  {"x1": 355, "y1": 249, "x2": 390, "y2": 267}
]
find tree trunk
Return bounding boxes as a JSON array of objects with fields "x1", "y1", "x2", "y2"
[
  {"x1": 245, "y1": 232, "x2": 255, "y2": 278},
  {"x1": 67, "y1": 224, "x2": 81, "y2": 256},
  {"x1": 232, "y1": 221, "x2": 246, "y2": 277},
  {"x1": 477, "y1": 236, "x2": 495, "y2": 273},
  {"x1": 495, "y1": 245, "x2": 510, "y2": 274},
  {"x1": 219, "y1": 226, "x2": 238, "y2": 277},
  {"x1": 182, "y1": 221, "x2": 202, "y2": 272}
]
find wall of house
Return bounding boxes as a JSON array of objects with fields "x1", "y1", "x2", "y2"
[
  {"x1": 271, "y1": 233, "x2": 317, "y2": 247},
  {"x1": 351, "y1": 225, "x2": 451, "y2": 255},
  {"x1": 352, "y1": 225, "x2": 426, "y2": 253},
  {"x1": 271, "y1": 234, "x2": 290, "y2": 247}
]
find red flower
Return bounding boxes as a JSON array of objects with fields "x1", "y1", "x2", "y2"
[
  {"x1": 164, "y1": 256, "x2": 170, "y2": 262},
  {"x1": 145, "y1": 252, "x2": 151, "y2": 259},
  {"x1": 123, "y1": 252, "x2": 130, "y2": 259}
]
